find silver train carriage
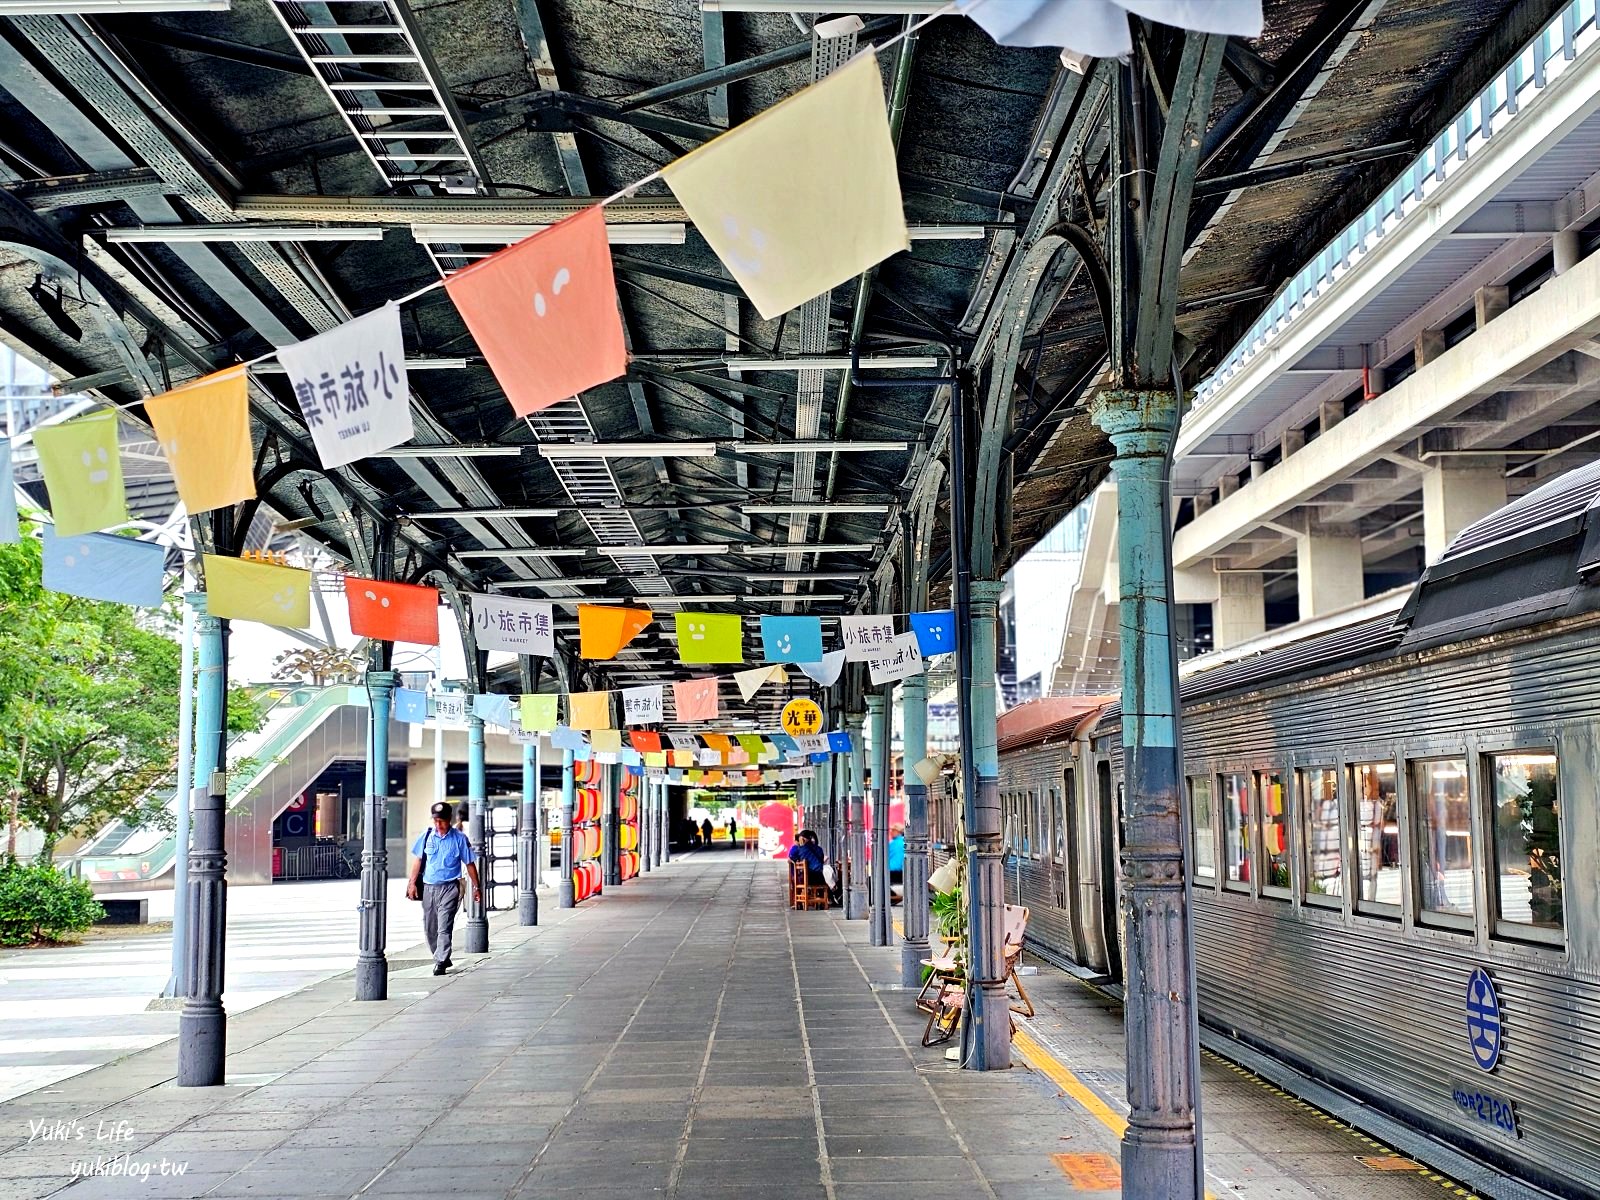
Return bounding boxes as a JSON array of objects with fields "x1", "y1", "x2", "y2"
[{"x1": 930, "y1": 461, "x2": 1600, "y2": 1199}]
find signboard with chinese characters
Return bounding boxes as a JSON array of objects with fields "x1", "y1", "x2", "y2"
[
  {"x1": 433, "y1": 692, "x2": 468, "y2": 726},
  {"x1": 468, "y1": 593, "x2": 555, "y2": 656},
  {"x1": 781, "y1": 697, "x2": 824, "y2": 736},
  {"x1": 867, "y1": 631, "x2": 924, "y2": 684},
  {"x1": 622, "y1": 685, "x2": 665, "y2": 726},
  {"x1": 275, "y1": 303, "x2": 414, "y2": 469},
  {"x1": 840, "y1": 615, "x2": 896, "y2": 662}
]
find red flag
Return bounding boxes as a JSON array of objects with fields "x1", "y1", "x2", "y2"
[
  {"x1": 345, "y1": 576, "x2": 440, "y2": 645},
  {"x1": 629, "y1": 731, "x2": 663, "y2": 755},
  {"x1": 443, "y1": 207, "x2": 627, "y2": 416}
]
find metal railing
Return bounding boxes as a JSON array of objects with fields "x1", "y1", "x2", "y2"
[{"x1": 1191, "y1": 0, "x2": 1600, "y2": 412}]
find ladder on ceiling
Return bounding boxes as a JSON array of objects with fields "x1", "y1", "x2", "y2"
[{"x1": 266, "y1": 0, "x2": 486, "y2": 255}]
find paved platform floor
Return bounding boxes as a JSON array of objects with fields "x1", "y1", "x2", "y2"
[{"x1": 0, "y1": 856, "x2": 1467, "y2": 1199}]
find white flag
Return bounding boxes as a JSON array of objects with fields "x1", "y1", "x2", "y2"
[
  {"x1": 276, "y1": 302, "x2": 414, "y2": 469},
  {"x1": 959, "y1": 0, "x2": 1261, "y2": 58},
  {"x1": 0, "y1": 439, "x2": 17, "y2": 544},
  {"x1": 468, "y1": 592, "x2": 555, "y2": 656},
  {"x1": 796, "y1": 650, "x2": 846, "y2": 687},
  {"x1": 669, "y1": 734, "x2": 700, "y2": 753},
  {"x1": 433, "y1": 692, "x2": 467, "y2": 726},
  {"x1": 622, "y1": 684, "x2": 665, "y2": 726},
  {"x1": 868, "y1": 630, "x2": 925, "y2": 685},
  {"x1": 734, "y1": 664, "x2": 783, "y2": 703},
  {"x1": 841, "y1": 615, "x2": 895, "y2": 662},
  {"x1": 796, "y1": 734, "x2": 829, "y2": 755},
  {"x1": 509, "y1": 726, "x2": 539, "y2": 745}
]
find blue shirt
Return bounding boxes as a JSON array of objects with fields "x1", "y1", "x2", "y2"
[
  {"x1": 887, "y1": 836, "x2": 905, "y2": 873},
  {"x1": 412, "y1": 827, "x2": 474, "y2": 885},
  {"x1": 788, "y1": 842, "x2": 824, "y2": 875}
]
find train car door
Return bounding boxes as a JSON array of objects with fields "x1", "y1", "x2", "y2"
[
  {"x1": 1097, "y1": 760, "x2": 1123, "y2": 983},
  {"x1": 1059, "y1": 767, "x2": 1089, "y2": 965}
]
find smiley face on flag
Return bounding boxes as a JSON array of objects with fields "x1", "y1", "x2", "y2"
[{"x1": 344, "y1": 576, "x2": 440, "y2": 645}]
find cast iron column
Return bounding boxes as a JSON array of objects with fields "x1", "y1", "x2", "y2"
[
  {"x1": 177, "y1": 594, "x2": 226, "y2": 1086},
  {"x1": 966, "y1": 578, "x2": 1010, "y2": 1069},
  {"x1": 641, "y1": 774, "x2": 653, "y2": 874},
  {"x1": 846, "y1": 710, "x2": 868, "y2": 920},
  {"x1": 464, "y1": 713, "x2": 489, "y2": 953},
  {"x1": 356, "y1": 670, "x2": 395, "y2": 1000},
  {"x1": 604, "y1": 764, "x2": 621, "y2": 886},
  {"x1": 831, "y1": 747, "x2": 846, "y2": 867},
  {"x1": 900, "y1": 673, "x2": 931, "y2": 986},
  {"x1": 1095, "y1": 389, "x2": 1201, "y2": 1194},
  {"x1": 866, "y1": 693, "x2": 890, "y2": 946},
  {"x1": 559, "y1": 748, "x2": 576, "y2": 908},
  {"x1": 519, "y1": 734, "x2": 540, "y2": 925}
]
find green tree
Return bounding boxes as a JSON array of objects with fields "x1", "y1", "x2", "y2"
[{"x1": 0, "y1": 529, "x2": 260, "y2": 862}]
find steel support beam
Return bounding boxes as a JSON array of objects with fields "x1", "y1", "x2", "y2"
[
  {"x1": 464, "y1": 714, "x2": 489, "y2": 953},
  {"x1": 177, "y1": 592, "x2": 227, "y2": 1087},
  {"x1": 356, "y1": 669, "x2": 396, "y2": 1000}
]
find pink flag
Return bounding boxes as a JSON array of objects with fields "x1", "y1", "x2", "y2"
[
  {"x1": 443, "y1": 207, "x2": 627, "y2": 416},
  {"x1": 673, "y1": 676, "x2": 719, "y2": 722}
]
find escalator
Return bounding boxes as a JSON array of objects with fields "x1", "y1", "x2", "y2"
[{"x1": 68, "y1": 685, "x2": 372, "y2": 892}]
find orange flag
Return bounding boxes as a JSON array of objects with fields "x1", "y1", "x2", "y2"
[
  {"x1": 578, "y1": 603, "x2": 652, "y2": 660},
  {"x1": 145, "y1": 367, "x2": 255, "y2": 514},
  {"x1": 345, "y1": 576, "x2": 440, "y2": 645},
  {"x1": 443, "y1": 207, "x2": 626, "y2": 416}
]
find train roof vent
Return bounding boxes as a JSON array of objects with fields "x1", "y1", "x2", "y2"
[{"x1": 1440, "y1": 459, "x2": 1600, "y2": 562}]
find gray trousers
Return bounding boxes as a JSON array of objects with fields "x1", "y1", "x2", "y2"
[{"x1": 422, "y1": 880, "x2": 462, "y2": 964}]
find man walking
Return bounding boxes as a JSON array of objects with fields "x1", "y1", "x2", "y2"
[{"x1": 406, "y1": 800, "x2": 482, "y2": 975}]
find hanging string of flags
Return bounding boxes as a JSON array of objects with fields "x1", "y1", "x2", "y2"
[{"x1": 393, "y1": 680, "x2": 858, "y2": 784}]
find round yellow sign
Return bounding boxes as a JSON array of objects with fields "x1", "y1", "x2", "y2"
[{"x1": 780, "y1": 697, "x2": 823, "y2": 737}]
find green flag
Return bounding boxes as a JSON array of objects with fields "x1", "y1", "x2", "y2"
[
  {"x1": 35, "y1": 411, "x2": 127, "y2": 536},
  {"x1": 520, "y1": 693, "x2": 558, "y2": 732},
  {"x1": 674, "y1": 611, "x2": 744, "y2": 664}
]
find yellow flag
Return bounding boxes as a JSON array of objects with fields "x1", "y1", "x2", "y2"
[
  {"x1": 591, "y1": 729, "x2": 623, "y2": 753},
  {"x1": 146, "y1": 368, "x2": 255, "y2": 514},
  {"x1": 203, "y1": 554, "x2": 311, "y2": 628},
  {"x1": 34, "y1": 411, "x2": 127, "y2": 536},
  {"x1": 569, "y1": 690, "x2": 613, "y2": 731},
  {"x1": 662, "y1": 50, "x2": 908, "y2": 320}
]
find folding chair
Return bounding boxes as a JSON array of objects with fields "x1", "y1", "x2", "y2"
[{"x1": 1001, "y1": 904, "x2": 1035, "y2": 1018}]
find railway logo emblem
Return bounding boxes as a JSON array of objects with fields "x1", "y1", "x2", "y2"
[{"x1": 1466, "y1": 967, "x2": 1502, "y2": 1072}]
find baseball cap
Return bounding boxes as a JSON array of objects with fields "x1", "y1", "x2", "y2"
[{"x1": 430, "y1": 801, "x2": 453, "y2": 819}]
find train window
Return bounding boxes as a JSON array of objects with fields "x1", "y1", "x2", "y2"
[
  {"x1": 1257, "y1": 771, "x2": 1291, "y2": 896},
  {"x1": 1298, "y1": 768, "x2": 1342, "y2": 904},
  {"x1": 1351, "y1": 761, "x2": 1401, "y2": 913},
  {"x1": 1411, "y1": 758, "x2": 1474, "y2": 922},
  {"x1": 1188, "y1": 777, "x2": 1216, "y2": 881},
  {"x1": 1487, "y1": 752, "x2": 1562, "y2": 937},
  {"x1": 1222, "y1": 774, "x2": 1251, "y2": 889}
]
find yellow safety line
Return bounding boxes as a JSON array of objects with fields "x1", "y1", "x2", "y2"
[{"x1": 1011, "y1": 1026, "x2": 1128, "y2": 1138}]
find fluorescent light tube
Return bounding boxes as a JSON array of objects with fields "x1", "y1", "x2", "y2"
[
  {"x1": 380, "y1": 446, "x2": 521, "y2": 458},
  {"x1": 906, "y1": 225, "x2": 988, "y2": 241},
  {"x1": 457, "y1": 548, "x2": 588, "y2": 559},
  {"x1": 598, "y1": 544, "x2": 732, "y2": 556},
  {"x1": 732, "y1": 544, "x2": 876, "y2": 554},
  {"x1": 539, "y1": 442, "x2": 718, "y2": 460},
  {"x1": 735, "y1": 441, "x2": 907, "y2": 454},
  {"x1": 744, "y1": 503, "x2": 891, "y2": 515},
  {"x1": 495, "y1": 577, "x2": 614, "y2": 588},
  {"x1": 406, "y1": 507, "x2": 561, "y2": 520},
  {"x1": 700, "y1": 1, "x2": 945, "y2": 10},
  {"x1": 411, "y1": 223, "x2": 687, "y2": 246},
  {"x1": 0, "y1": 0, "x2": 228, "y2": 10},
  {"x1": 256, "y1": 357, "x2": 466, "y2": 374},
  {"x1": 724, "y1": 356, "x2": 940, "y2": 371},
  {"x1": 105, "y1": 225, "x2": 381, "y2": 243}
]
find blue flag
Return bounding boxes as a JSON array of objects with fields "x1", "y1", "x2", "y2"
[
  {"x1": 771, "y1": 733, "x2": 800, "y2": 756},
  {"x1": 827, "y1": 731, "x2": 852, "y2": 754},
  {"x1": 909, "y1": 609, "x2": 957, "y2": 656},
  {"x1": 621, "y1": 749, "x2": 643, "y2": 767},
  {"x1": 809, "y1": 752, "x2": 830, "y2": 764},
  {"x1": 472, "y1": 693, "x2": 514, "y2": 728},
  {"x1": 550, "y1": 726, "x2": 587, "y2": 752},
  {"x1": 42, "y1": 526, "x2": 164, "y2": 607},
  {"x1": 393, "y1": 688, "x2": 428, "y2": 723},
  {"x1": 759, "y1": 615, "x2": 824, "y2": 663}
]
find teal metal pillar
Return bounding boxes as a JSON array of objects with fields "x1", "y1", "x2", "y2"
[
  {"x1": 603, "y1": 764, "x2": 621, "y2": 886},
  {"x1": 463, "y1": 714, "x2": 489, "y2": 953},
  {"x1": 356, "y1": 670, "x2": 395, "y2": 1000},
  {"x1": 519, "y1": 735, "x2": 540, "y2": 925},
  {"x1": 846, "y1": 710, "x2": 868, "y2": 920},
  {"x1": 559, "y1": 748, "x2": 576, "y2": 907},
  {"x1": 641, "y1": 774, "x2": 653, "y2": 874},
  {"x1": 866, "y1": 693, "x2": 890, "y2": 946},
  {"x1": 900, "y1": 674, "x2": 930, "y2": 986},
  {"x1": 965, "y1": 578, "x2": 1010, "y2": 1069},
  {"x1": 177, "y1": 592, "x2": 227, "y2": 1086},
  {"x1": 163, "y1": 592, "x2": 198, "y2": 1000}
]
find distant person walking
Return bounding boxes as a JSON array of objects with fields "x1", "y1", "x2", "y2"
[
  {"x1": 701, "y1": 817, "x2": 714, "y2": 849},
  {"x1": 407, "y1": 800, "x2": 481, "y2": 976}
]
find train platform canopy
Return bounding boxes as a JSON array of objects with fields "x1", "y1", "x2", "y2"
[{"x1": 0, "y1": 0, "x2": 1565, "y2": 683}]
